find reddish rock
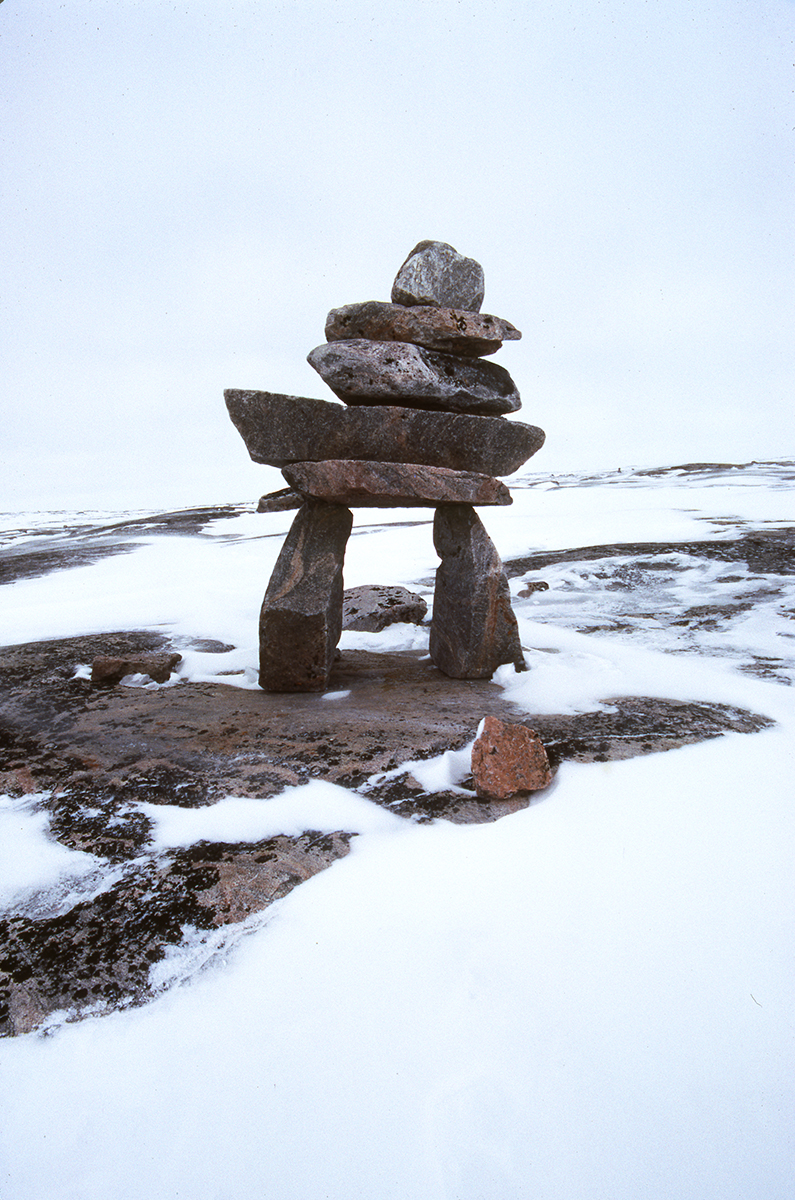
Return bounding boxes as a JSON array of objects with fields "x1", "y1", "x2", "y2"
[
  {"x1": 282, "y1": 460, "x2": 512, "y2": 507},
  {"x1": 471, "y1": 715, "x2": 552, "y2": 800},
  {"x1": 225, "y1": 390, "x2": 544, "y2": 476},
  {"x1": 325, "y1": 301, "x2": 520, "y2": 357},
  {"x1": 259, "y1": 501, "x2": 353, "y2": 692},
  {"x1": 91, "y1": 653, "x2": 182, "y2": 686},
  {"x1": 391, "y1": 241, "x2": 485, "y2": 311},
  {"x1": 306, "y1": 340, "x2": 521, "y2": 416},
  {"x1": 429, "y1": 504, "x2": 525, "y2": 679}
]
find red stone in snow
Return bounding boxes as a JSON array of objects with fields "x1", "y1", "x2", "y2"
[{"x1": 471, "y1": 715, "x2": 552, "y2": 801}]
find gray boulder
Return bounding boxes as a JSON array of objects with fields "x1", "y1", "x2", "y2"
[
  {"x1": 259, "y1": 501, "x2": 353, "y2": 692},
  {"x1": 391, "y1": 241, "x2": 485, "y2": 311},
  {"x1": 342, "y1": 585, "x2": 428, "y2": 632},
  {"x1": 225, "y1": 391, "x2": 544, "y2": 476},
  {"x1": 430, "y1": 504, "x2": 525, "y2": 679},
  {"x1": 307, "y1": 341, "x2": 521, "y2": 416},
  {"x1": 282, "y1": 460, "x2": 512, "y2": 507},
  {"x1": 325, "y1": 301, "x2": 520, "y2": 357}
]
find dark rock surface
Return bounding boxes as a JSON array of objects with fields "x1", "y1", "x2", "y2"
[
  {"x1": 430, "y1": 504, "x2": 525, "y2": 678},
  {"x1": 225, "y1": 390, "x2": 543, "y2": 475},
  {"x1": 342, "y1": 585, "x2": 428, "y2": 632},
  {"x1": 282, "y1": 460, "x2": 512, "y2": 507},
  {"x1": 325, "y1": 301, "x2": 520, "y2": 357},
  {"x1": 91, "y1": 652, "x2": 182, "y2": 686},
  {"x1": 259, "y1": 501, "x2": 353, "y2": 692},
  {"x1": 257, "y1": 488, "x2": 303, "y2": 513},
  {"x1": 0, "y1": 631, "x2": 774, "y2": 1036},
  {"x1": 306, "y1": 341, "x2": 521, "y2": 415},
  {"x1": 391, "y1": 241, "x2": 485, "y2": 311}
]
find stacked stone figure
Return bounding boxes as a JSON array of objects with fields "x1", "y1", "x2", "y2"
[{"x1": 225, "y1": 241, "x2": 546, "y2": 692}]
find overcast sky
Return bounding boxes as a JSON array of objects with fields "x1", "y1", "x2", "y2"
[{"x1": 3, "y1": 0, "x2": 794, "y2": 510}]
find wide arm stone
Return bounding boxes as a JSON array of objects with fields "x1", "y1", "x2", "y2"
[
  {"x1": 259, "y1": 501, "x2": 353, "y2": 692},
  {"x1": 282, "y1": 460, "x2": 512, "y2": 507},
  {"x1": 430, "y1": 504, "x2": 525, "y2": 679},
  {"x1": 225, "y1": 390, "x2": 545, "y2": 476},
  {"x1": 307, "y1": 340, "x2": 521, "y2": 416},
  {"x1": 325, "y1": 301, "x2": 520, "y2": 357}
]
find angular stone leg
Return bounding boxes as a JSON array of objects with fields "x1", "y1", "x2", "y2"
[
  {"x1": 259, "y1": 501, "x2": 353, "y2": 692},
  {"x1": 429, "y1": 504, "x2": 525, "y2": 679}
]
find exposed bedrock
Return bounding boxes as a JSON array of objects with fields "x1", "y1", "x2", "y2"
[
  {"x1": 225, "y1": 390, "x2": 544, "y2": 476},
  {"x1": 391, "y1": 240, "x2": 485, "y2": 311},
  {"x1": 430, "y1": 504, "x2": 525, "y2": 679},
  {"x1": 325, "y1": 301, "x2": 520, "y2": 357},
  {"x1": 259, "y1": 501, "x2": 353, "y2": 693},
  {"x1": 306, "y1": 341, "x2": 521, "y2": 415},
  {"x1": 282, "y1": 460, "x2": 512, "y2": 508}
]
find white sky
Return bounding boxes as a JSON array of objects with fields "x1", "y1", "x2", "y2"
[{"x1": 3, "y1": 0, "x2": 794, "y2": 510}]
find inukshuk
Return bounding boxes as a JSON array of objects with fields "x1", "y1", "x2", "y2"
[{"x1": 225, "y1": 240, "x2": 546, "y2": 692}]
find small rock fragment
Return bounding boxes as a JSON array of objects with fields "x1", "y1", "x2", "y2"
[
  {"x1": 471, "y1": 715, "x2": 552, "y2": 800},
  {"x1": 256, "y1": 488, "x2": 303, "y2": 513},
  {"x1": 282, "y1": 460, "x2": 512, "y2": 507},
  {"x1": 430, "y1": 504, "x2": 525, "y2": 679},
  {"x1": 325, "y1": 301, "x2": 520, "y2": 357},
  {"x1": 391, "y1": 241, "x2": 485, "y2": 311},
  {"x1": 259, "y1": 501, "x2": 353, "y2": 692},
  {"x1": 91, "y1": 653, "x2": 182, "y2": 686},
  {"x1": 307, "y1": 340, "x2": 520, "y2": 415},
  {"x1": 342, "y1": 585, "x2": 428, "y2": 632}
]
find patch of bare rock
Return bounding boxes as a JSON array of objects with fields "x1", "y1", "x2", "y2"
[{"x1": 0, "y1": 631, "x2": 774, "y2": 1036}]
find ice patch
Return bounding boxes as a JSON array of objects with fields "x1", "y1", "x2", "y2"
[
  {"x1": 138, "y1": 779, "x2": 405, "y2": 850},
  {"x1": 0, "y1": 794, "x2": 102, "y2": 911}
]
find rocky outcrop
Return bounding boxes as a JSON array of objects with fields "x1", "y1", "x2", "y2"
[{"x1": 282, "y1": 460, "x2": 512, "y2": 507}]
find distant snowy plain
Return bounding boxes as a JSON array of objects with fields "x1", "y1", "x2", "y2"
[{"x1": 1, "y1": 462, "x2": 794, "y2": 1200}]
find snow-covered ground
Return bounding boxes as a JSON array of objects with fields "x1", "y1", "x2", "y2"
[{"x1": 1, "y1": 462, "x2": 793, "y2": 1200}]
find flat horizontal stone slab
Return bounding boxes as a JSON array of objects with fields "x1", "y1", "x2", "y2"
[
  {"x1": 325, "y1": 301, "x2": 520, "y2": 357},
  {"x1": 307, "y1": 340, "x2": 521, "y2": 415},
  {"x1": 225, "y1": 391, "x2": 545, "y2": 476},
  {"x1": 282, "y1": 460, "x2": 512, "y2": 507}
]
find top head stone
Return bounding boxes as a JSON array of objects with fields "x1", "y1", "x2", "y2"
[{"x1": 391, "y1": 241, "x2": 485, "y2": 312}]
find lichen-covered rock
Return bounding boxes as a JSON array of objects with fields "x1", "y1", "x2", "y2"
[
  {"x1": 225, "y1": 390, "x2": 544, "y2": 476},
  {"x1": 259, "y1": 501, "x2": 353, "y2": 692},
  {"x1": 471, "y1": 715, "x2": 552, "y2": 800},
  {"x1": 307, "y1": 341, "x2": 520, "y2": 416},
  {"x1": 391, "y1": 241, "x2": 485, "y2": 311},
  {"x1": 282, "y1": 460, "x2": 512, "y2": 507},
  {"x1": 325, "y1": 301, "x2": 520, "y2": 357},
  {"x1": 342, "y1": 585, "x2": 428, "y2": 632},
  {"x1": 430, "y1": 504, "x2": 525, "y2": 679}
]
